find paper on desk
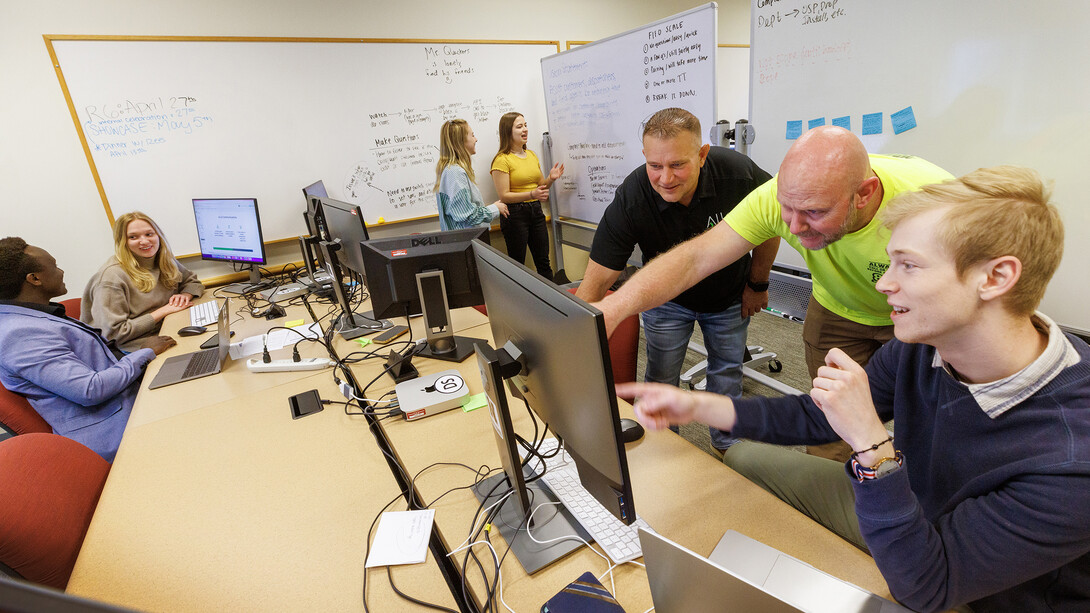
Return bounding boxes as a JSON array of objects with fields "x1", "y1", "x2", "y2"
[
  {"x1": 364, "y1": 509, "x2": 435, "y2": 567},
  {"x1": 228, "y1": 322, "x2": 323, "y2": 359}
]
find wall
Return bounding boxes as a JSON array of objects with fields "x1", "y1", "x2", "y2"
[{"x1": 1, "y1": 0, "x2": 751, "y2": 297}]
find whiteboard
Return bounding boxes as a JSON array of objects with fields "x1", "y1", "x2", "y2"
[
  {"x1": 717, "y1": 45, "x2": 750, "y2": 127},
  {"x1": 748, "y1": 0, "x2": 1090, "y2": 332},
  {"x1": 47, "y1": 37, "x2": 558, "y2": 255},
  {"x1": 541, "y1": 3, "x2": 718, "y2": 225}
]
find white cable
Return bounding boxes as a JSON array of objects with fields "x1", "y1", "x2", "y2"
[
  {"x1": 448, "y1": 489, "x2": 513, "y2": 554},
  {"x1": 446, "y1": 539, "x2": 515, "y2": 613}
]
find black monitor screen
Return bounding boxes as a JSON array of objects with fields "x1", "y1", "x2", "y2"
[
  {"x1": 360, "y1": 227, "x2": 489, "y2": 319},
  {"x1": 472, "y1": 240, "x2": 635, "y2": 524},
  {"x1": 316, "y1": 197, "x2": 369, "y2": 276},
  {"x1": 302, "y1": 179, "x2": 328, "y2": 201},
  {"x1": 192, "y1": 198, "x2": 266, "y2": 265}
]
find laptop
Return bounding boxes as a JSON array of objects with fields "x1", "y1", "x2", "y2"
[
  {"x1": 639, "y1": 528, "x2": 912, "y2": 613},
  {"x1": 148, "y1": 298, "x2": 231, "y2": 390}
]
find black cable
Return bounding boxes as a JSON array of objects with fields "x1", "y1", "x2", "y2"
[{"x1": 386, "y1": 566, "x2": 458, "y2": 612}]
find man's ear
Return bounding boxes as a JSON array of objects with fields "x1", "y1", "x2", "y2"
[
  {"x1": 698, "y1": 143, "x2": 710, "y2": 164},
  {"x1": 856, "y1": 176, "x2": 881, "y2": 210},
  {"x1": 978, "y1": 256, "x2": 1022, "y2": 303},
  {"x1": 24, "y1": 271, "x2": 44, "y2": 288}
]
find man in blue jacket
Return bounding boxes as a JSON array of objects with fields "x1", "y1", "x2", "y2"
[
  {"x1": 0, "y1": 238, "x2": 175, "y2": 461},
  {"x1": 616, "y1": 167, "x2": 1090, "y2": 612}
]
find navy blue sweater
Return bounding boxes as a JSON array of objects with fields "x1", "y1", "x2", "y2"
[{"x1": 733, "y1": 336, "x2": 1090, "y2": 612}]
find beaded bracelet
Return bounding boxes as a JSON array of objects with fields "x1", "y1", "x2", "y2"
[{"x1": 849, "y1": 434, "x2": 894, "y2": 461}]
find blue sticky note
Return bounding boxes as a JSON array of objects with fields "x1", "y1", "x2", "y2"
[
  {"x1": 808, "y1": 117, "x2": 826, "y2": 130},
  {"x1": 862, "y1": 112, "x2": 884, "y2": 135},
  {"x1": 786, "y1": 120, "x2": 803, "y2": 140},
  {"x1": 891, "y1": 106, "x2": 917, "y2": 134},
  {"x1": 832, "y1": 115, "x2": 851, "y2": 130}
]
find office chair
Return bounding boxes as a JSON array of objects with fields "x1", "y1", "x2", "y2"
[
  {"x1": 59, "y1": 297, "x2": 81, "y2": 320},
  {"x1": 680, "y1": 266, "x2": 812, "y2": 397},
  {"x1": 0, "y1": 382, "x2": 51, "y2": 443},
  {"x1": 473, "y1": 288, "x2": 640, "y2": 385},
  {"x1": 0, "y1": 433, "x2": 110, "y2": 590}
]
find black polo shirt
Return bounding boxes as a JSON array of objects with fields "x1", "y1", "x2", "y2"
[{"x1": 589, "y1": 146, "x2": 772, "y2": 313}]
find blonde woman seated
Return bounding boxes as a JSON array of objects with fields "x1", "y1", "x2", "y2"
[
  {"x1": 434, "y1": 119, "x2": 508, "y2": 230},
  {"x1": 82, "y1": 212, "x2": 204, "y2": 352}
]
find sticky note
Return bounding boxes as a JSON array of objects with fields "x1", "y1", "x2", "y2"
[
  {"x1": 808, "y1": 117, "x2": 826, "y2": 130},
  {"x1": 832, "y1": 115, "x2": 851, "y2": 130},
  {"x1": 462, "y1": 392, "x2": 488, "y2": 412},
  {"x1": 285, "y1": 319, "x2": 305, "y2": 328},
  {"x1": 355, "y1": 338, "x2": 373, "y2": 347},
  {"x1": 891, "y1": 106, "x2": 917, "y2": 134},
  {"x1": 862, "y1": 112, "x2": 884, "y2": 135},
  {"x1": 786, "y1": 120, "x2": 803, "y2": 140}
]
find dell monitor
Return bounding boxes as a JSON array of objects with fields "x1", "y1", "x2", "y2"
[
  {"x1": 470, "y1": 239, "x2": 636, "y2": 572},
  {"x1": 360, "y1": 227, "x2": 489, "y2": 362},
  {"x1": 192, "y1": 197, "x2": 269, "y2": 294},
  {"x1": 302, "y1": 179, "x2": 328, "y2": 201}
]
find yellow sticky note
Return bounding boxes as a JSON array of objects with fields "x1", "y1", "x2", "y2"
[
  {"x1": 461, "y1": 392, "x2": 487, "y2": 412},
  {"x1": 285, "y1": 319, "x2": 306, "y2": 328}
]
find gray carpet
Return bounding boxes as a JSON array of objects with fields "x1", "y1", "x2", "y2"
[{"x1": 635, "y1": 311, "x2": 811, "y2": 458}]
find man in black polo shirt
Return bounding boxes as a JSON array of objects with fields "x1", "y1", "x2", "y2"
[{"x1": 575, "y1": 108, "x2": 778, "y2": 450}]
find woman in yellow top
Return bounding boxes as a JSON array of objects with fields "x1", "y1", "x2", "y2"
[{"x1": 490, "y1": 112, "x2": 564, "y2": 279}]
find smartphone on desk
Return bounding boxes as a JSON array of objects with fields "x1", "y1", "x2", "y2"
[
  {"x1": 200, "y1": 330, "x2": 235, "y2": 349},
  {"x1": 371, "y1": 325, "x2": 408, "y2": 344}
]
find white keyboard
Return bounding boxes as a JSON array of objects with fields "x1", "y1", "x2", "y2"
[
  {"x1": 532, "y1": 438, "x2": 651, "y2": 564},
  {"x1": 189, "y1": 300, "x2": 220, "y2": 327}
]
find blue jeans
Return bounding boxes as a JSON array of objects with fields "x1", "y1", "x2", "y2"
[{"x1": 641, "y1": 301, "x2": 748, "y2": 450}]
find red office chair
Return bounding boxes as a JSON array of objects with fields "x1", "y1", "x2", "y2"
[
  {"x1": 473, "y1": 288, "x2": 639, "y2": 385},
  {"x1": 0, "y1": 433, "x2": 110, "y2": 590},
  {"x1": 0, "y1": 382, "x2": 51, "y2": 438},
  {"x1": 59, "y1": 297, "x2": 81, "y2": 320}
]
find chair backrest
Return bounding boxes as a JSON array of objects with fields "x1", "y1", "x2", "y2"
[
  {"x1": 0, "y1": 433, "x2": 110, "y2": 590},
  {"x1": 0, "y1": 382, "x2": 51, "y2": 436},
  {"x1": 59, "y1": 297, "x2": 81, "y2": 320},
  {"x1": 471, "y1": 288, "x2": 640, "y2": 385}
]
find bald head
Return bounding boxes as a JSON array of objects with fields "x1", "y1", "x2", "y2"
[{"x1": 775, "y1": 127, "x2": 883, "y2": 250}]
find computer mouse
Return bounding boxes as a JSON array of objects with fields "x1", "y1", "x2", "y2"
[
  {"x1": 177, "y1": 325, "x2": 207, "y2": 337},
  {"x1": 620, "y1": 418, "x2": 645, "y2": 443}
]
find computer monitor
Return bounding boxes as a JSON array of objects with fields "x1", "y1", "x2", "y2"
[
  {"x1": 192, "y1": 197, "x2": 269, "y2": 294},
  {"x1": 0, "y1": 575, "x2": 136, "y2": 612},
  {"x1": 360, "y1": 227, "x2": 489, "y2": 362},
  {"x1": 297, "y1": 193, "x2": 330, "y2": 290},
  {"x1": 301, "y1": 179, "x2": 328, "y2": 201},
  {"x1": 314, "y1": 197, "x2": 369, "y2": 277},
  {"x1": 470, "y1": 240, "x2": 636, "y2": 572},
  {"x1": 317, "y1": 238, "x2": 390, "y2": 340}
]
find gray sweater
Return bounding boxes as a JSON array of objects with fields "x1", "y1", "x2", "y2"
[{"x1": 81, "y1": 256, "x2": 204, "y2": 352}]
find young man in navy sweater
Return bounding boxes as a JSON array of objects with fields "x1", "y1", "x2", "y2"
[{"x1": 617, "y1": 166, "x2": 1090, "y2": 612}]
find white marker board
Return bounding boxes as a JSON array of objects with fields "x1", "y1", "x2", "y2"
[
  {"x1": 46, "y1": 37, "x2": 558, "y2": 256},
  {"x1": 541, "y1": 3, "x2": 718, "y2": 225},
  {"x1": 748, "y1": 0, "x2": 1090, "y2": 332}
]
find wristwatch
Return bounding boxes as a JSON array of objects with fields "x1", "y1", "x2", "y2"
[
  {"x1": 850, "y1": 451, "x2": 904, "y2": 481},
  {"x1": 746, "y1": 279, "x2": 770, "y2": 292}
]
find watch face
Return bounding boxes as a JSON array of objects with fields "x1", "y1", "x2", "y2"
[{"x1": 874, "y1": 458, "x2": 900, "y2": 477}]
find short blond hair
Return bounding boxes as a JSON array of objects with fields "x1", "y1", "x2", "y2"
[
  {"x1": 642, "y1": 108, "x2": 701, "y2": 142},
  {"x1": 882, "y1": 166, "x2": 1063, "y2": 315}
]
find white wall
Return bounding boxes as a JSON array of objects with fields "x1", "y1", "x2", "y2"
[{"x1": 1, "y1": 0, "x2": 751, "y2": 297}]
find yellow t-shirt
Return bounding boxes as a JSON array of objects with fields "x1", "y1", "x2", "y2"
[
  {"x1": 491, "y1": 149, "x2": 544, "y2": 196},
  {"x1": 726, "y1": 154, "x2": 954, "y2": 326}
]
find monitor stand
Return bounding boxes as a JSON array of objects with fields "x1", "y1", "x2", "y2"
[
  {"x1": 472, "y1": 471, "x2": 591, "y2": 574},
  {"x1": 336, "y1": 310, "x2": 391, "y2": 340},
  {"x1": 471, "y1": 342, "x2": 590, "y2": 574},
  {"x1": 415, "y1": 270, "x2": 484, "y2": 362},
  {"x1": 221, "y1": 264, "x2": 271, "y2": 295}
]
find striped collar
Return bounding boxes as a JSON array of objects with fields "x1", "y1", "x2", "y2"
[{"x1": 932, "y1": 312, "x2": 1080, "y2": 419}]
